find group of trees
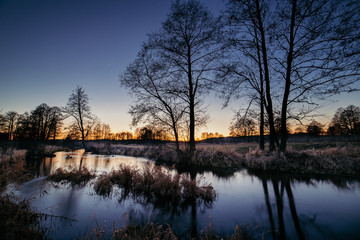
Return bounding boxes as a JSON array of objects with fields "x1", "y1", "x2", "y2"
[
  {"x1": 2, "y1": 1, "x2": 359, "y2": 153},
  {"x1": 0, "y1": 86, "x2": 100, "y2": 142},
  {"x1": 0, "y1": 104, "x2": 63, "y2": 141},
  {"x1": 121, "y1": 0, "x2": 359, "y2": 152},
  {"x1": 228, "y1": 104, "x2": 360, "y2": 137}
]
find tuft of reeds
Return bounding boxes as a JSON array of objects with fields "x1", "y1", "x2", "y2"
[
  {"x1": 93, "y1": 165, "x2": 216, "y2": 205},
  {"x1": 85, "y1": 217, "x2": 253, "y2": 240},
  {"x1": 0, "y1": 149, "x2": 32, "y2": 192},
  {"x1": 0, "y1": 194, "x2": 45, "y2": 240},
  {"x1": 112, "y1": 222, "x2": 177, "y2": 240},
  {"x1": 47, "y1": 167, "x2": 96, "y2": 186}
]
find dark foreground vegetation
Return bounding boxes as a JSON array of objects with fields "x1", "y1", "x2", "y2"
[
  {"x1": 0, "y1": 149, "x2": 45, "y2": 240},
  {"x1": 85, "y1": 219, "x2": 252, "y2": 240}
]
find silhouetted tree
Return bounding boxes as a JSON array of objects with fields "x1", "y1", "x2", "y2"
[
  {"x1": 223, "y1": 0, "x2": 279, "y2": 150},
  {"x1": 92, "y1": 123, "x2": 111, "y2": 140},
  {"x1": 200, "y1": 132, "x2": 223, "y2": 140},
  {"x1": 3, "y1": 111, "x2": 18, "y2": 140},
  {"x1": 64, "y1": 86, "x2": 98, "y2": 145},
  {"x1": 144, "y1": 0, "x2": 224, "y2": 153},
  {"x1": 115, "y1": 132, "x2": 133, "y2": 140},
  {"x1": 224, "y1": 0, "x2": 360, "y2": 151},
  {"x1": 307, "y1": 121, "x2": 323, "y2": 136},
  {"x1": 11, "y1": 104, "x2": 63, "y2": 140},
  {"x1": 328, "y1": 105, "x2": 360, "y2": 135},
  {"x1": 120, "y1": 47, "x2": 185, "y2": 151},
  {"x1": 229, "y1": 111, "x2": 257, "y2": 137},
  {"x1": 275, "y1": 0, "x2": 360, "y2": 150}
]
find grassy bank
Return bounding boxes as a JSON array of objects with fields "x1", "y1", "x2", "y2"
[{"x1": 84, "y1": 141, "x2": 360, "y2": 177}]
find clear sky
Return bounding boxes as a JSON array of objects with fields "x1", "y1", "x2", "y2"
[{"x1": 0, "y1": 0, "x2": 359, "y2": 136}]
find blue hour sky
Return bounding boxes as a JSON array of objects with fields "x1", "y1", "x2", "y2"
[{"x1": 0, "y1": 0, "x2": 358, "y2": 135}]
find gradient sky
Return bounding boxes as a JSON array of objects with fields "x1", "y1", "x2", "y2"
[{"x1": 1, "y1": 0, "x2": 359, "y2": 136}]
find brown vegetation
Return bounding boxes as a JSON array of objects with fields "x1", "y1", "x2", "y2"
[
  {"x1": 47, "y1": 167, "x2": 96, "y2": 186},
  {"x1": 0, "y1": 194, "x2": 45, "y2": 240},
  {"x1": 86, "y1": 219, "x2": 252, "y2": 240},
  {"x1": 0, "y1": 148, "x2": 45, "y2": 239},
  {"x1": 93, "y1": 165, "x2": 216, "y2": 205},
  {"x1": 245, "y1": 146, "x2": 360, "y2": 175},
  {"x1": 90, "y1": 142, "x2": 360, "y2": 176},
  {"x1": 0, "y1": 148, "x2": 31, "y2": 192}
]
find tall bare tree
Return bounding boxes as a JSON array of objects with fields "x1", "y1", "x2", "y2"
[
  {"x1": 64, "y1": 86, "x2": 98, "y2": 145},
  {"x1": 145, "y1": 0, "x2": 225, "y2": 153},
  {"x1": 275, "y1": 0, "x2": 360, "y2": 150},
  {"x1": 223, "y1": 0, "x2": 279, "y2": 150},
  {"x1": 225, "y1": 0, "x2": 360, "y2": 151},
  {"x1": 120, "y1": 48, "x2": 185, "y2": 151}
]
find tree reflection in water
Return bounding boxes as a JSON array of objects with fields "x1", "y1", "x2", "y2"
[{"x1": 250, "y1": 170, "x2": 360, "y2": 240}]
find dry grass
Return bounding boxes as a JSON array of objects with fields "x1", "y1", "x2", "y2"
[
  {"x1": 83, "y1": 141, "x2": 360, "y2": 176},
  {"x1": 85, "y1": 217, "x2": 253, "y2": 240},
  {"x1": 0, "y1": 194, "x2": 45, "y2": 240},
  {"x1": 0, "y1": 149, "x2": 32, "y2": 192},
  {"x1": 47, "y1": 167, "x2": 96, "y2": 186},
  {"x1": 245, "y1": 146, "x2": 360, "y2": 175},
  {"x1": 93, "y1": 165, "x2": 216, "y2": 205},
  {"x1": 112, "y1": 222, "x2": 177, "y2": 240}
]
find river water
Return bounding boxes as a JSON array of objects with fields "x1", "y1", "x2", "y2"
[{"x1": 13, "y1": 150, "x2": 360, "y2": 239}]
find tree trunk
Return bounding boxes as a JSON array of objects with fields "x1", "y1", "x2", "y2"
[
  {"x1": 280, "y1": 0, "x2": 296, "y2": 152},
  {"x1": 255, "y1": 0, "x2": 278, "y2": 151},
  {"x1": 188, "y1": 45, "x2": 196, "y2": 153},
  {"x1": 255, "y1": 28, "x2": 265, "y2": 150}
]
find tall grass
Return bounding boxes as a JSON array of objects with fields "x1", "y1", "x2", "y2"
[
  {"x1": 84, "y1": 217, "x2": 253, "y2": 240},
  {"x1": 245, "y1": 146, "x2": 360, "y2": 175},
  {"x1": 0, "y1": 149, "x2": 31, "y2": 192},
  {"x1": 47, "y1": 167, "x2": 96, "y2": 186},
  {"x1": 0, "y1": 194, "x2": 45, "y2": 240},
  {"x1": 93, "y1": 165, "x2": 216, "y2": 206}
]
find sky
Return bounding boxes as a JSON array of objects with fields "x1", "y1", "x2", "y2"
[{"x1": 0, "y1": 0, "x2": 359, "y2": 136}]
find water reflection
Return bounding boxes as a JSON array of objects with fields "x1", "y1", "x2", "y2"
[
  {"x1": 27, "y1": 150, "x2": 152, "y2": 177},
  {"x1": 248, "y1": 170, "x2": 360, "y2": 240},
  {"x1": 18, "y1": 152, "x2": 360, "y2": 239}
]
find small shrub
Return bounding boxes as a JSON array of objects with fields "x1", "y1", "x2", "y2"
[{"x1": 47, "y1": 167, "x2": 96, "y2": 186}]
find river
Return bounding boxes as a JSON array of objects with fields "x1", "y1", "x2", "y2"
[{"x1": 12, "y1": 150, "x2": 360, "y2": 239}]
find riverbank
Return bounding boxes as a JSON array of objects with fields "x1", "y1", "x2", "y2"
[
  {"x1": 1, "y1": 140, "x2": 359, "y2": 177},
  {"x1": 84, "y1": 141, "x2": 360, "y2": 177}
]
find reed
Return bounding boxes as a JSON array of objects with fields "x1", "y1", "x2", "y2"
[
  {"x1": 93, "y1": 165, "x2": 216, "y2": 205},
  {"x1": 0, "y1": 194, "x2": 45, "y2": 240},
  {"x1": 47, "y1": 167, "x2": 96, "y2": 186}
]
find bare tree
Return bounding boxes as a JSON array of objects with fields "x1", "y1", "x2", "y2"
[
  {"x1": 223, "y1": 0, "x2": 279, "y2": 150},
  {"x1": 306, "y1": 120, "x2": 324, "y2": 136},
  {"x1": 329, "y1": 105, "x2": 360, "y2": 135},
  {"x1": 3, "y1": 111, "x2": 18, "y2": 140},
  {"x1": 145, "y1": 0, "x2": 225, "y2": 153},
  {"x1": 274, "y1": 0, "x2": 360, "y2": 150},
  {"x1": 120, "y1": 48, "x2": 185, "y2": 151},
  {"x1": 64, "y1": 86, "x2": 98, "y2": 145},
  {"x1": 224, "y1": 0, "x2": 360, "y2": 151},
  {"x1": 229, "y1": 111, "x2": 257, "y2": 137}
]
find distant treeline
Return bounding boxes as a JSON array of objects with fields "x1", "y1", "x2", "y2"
[{"x1": 1, "y1": 104, "x2": 359, "y2": 142}]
